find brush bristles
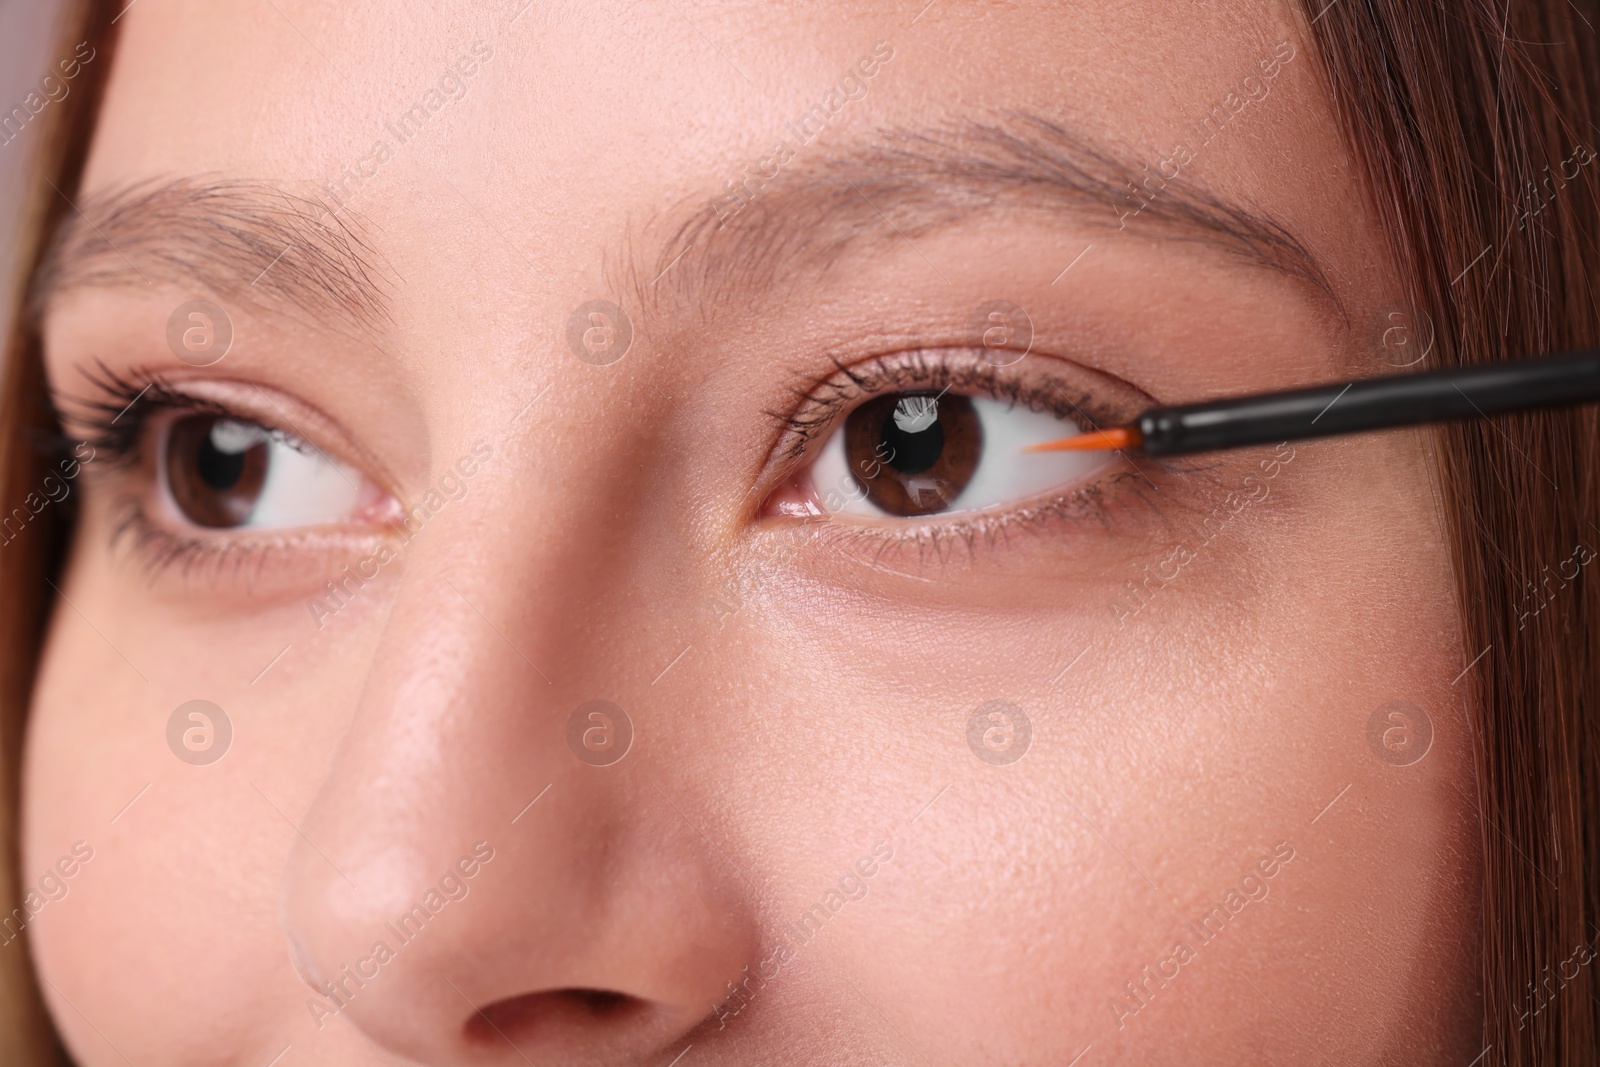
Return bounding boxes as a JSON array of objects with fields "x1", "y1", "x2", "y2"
[{"x1": 1023, "y1": 426, "x2": 1141, "y2": 453}]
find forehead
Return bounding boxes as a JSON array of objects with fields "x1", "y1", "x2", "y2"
[{"x1": 79, "y1": 1, "x2": 1355, "y2": 288}]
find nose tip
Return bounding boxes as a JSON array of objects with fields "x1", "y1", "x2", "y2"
[
  {"x1": 278, "y1": 781, "x2": 757, "y2": 1064},
  {"x1": 280, "y1": 842, "x2": 733, "y2": 1063}
]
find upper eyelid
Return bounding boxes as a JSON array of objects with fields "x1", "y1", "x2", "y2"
[
  {"x1": 55, "y1": 363, "x2": 395, "y2": 493},
  {"x1": 55, "y1": 362, "x2": 258, "y2": 446}
]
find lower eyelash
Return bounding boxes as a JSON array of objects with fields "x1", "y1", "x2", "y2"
[
  {"x1": 782, "y1": 467, "x2": 1152, "y2": 567},
  {"x1": 105, "y1": 493, "x2": 282, "y2": 584},
  {"x1": 104, "y1": 488, "x2": 396, "y2": 591},
  {"x1": 765, "y1": 449, "x2": 1237, "y2": 571}
]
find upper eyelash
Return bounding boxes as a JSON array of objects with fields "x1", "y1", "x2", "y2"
[
  {"x1": 51, "y1": 359, "x2": 298, "y2": 467},
  {"x1": 766, "y1": 347, "x2": 1113, "y2": 465}
]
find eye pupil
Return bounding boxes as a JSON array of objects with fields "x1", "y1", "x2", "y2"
[
  {"x1": 197, "y1": 440, "x2": 246, "y2": 490},
  {"x1": 883, "y1": 397, "x2": 945, "y2": 475},
  {"x1": 166, "y1": 416, "x2": 270, "y2": 528},
  {"x1": 844, "y1": 391, "x2": 982, "y2": 517}
]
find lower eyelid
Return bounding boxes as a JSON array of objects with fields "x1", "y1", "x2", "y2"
[
  {"x1": 102, "y1": 490, "x2": 400, "y2": 594},
  {"x1": 760, "y1": 468, "x2": 1151, "y2": 575},
  {"x1": 753, "y1": 455, "x2": 1258, "y2": 588}
]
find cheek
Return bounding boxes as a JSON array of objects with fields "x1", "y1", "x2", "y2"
[
  {"x1": 728, "y1": 437, "x2": 1472, "y2": 1062},
  {"x1": 21, "y1": 536, "x2": 371, "y2": 1062}
]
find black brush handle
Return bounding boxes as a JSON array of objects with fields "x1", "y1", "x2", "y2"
[{"x1": 1137, "y1": 349, "x2": 1600, "y2": 456}]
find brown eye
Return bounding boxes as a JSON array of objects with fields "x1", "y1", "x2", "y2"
[
  {"x1": 799, "y1": 389, "x2": 1110, "y2": 521},
  {"x1": 158, "y1": 414, "x2": 363, "y2": 530},
  {"x1": 164, "y1": 416, "x2": 270, "y2": 528},
  {"x1": 842, "y1": 392, "x2": 983, "y2": 517}
]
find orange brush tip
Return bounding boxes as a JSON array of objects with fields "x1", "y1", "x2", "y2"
[{"x1": 1024, "y1": 425, "x2": 1142, "y2": 453}]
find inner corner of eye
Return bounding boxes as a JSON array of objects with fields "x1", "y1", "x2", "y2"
[{"x1": 782, "y1": 390, "x2": 1109, "y2": 521}]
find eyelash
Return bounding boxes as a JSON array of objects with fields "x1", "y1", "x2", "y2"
[
  {"x1": 763, "y1": 347, "x2": 1177, "y2": 562},
  {"x1": 53, "y1": 362, "x2": 353, "y2": 581},
  {"x1": 769, "y1": 348, "x2": 1112, "y2": 462},
  {"x1": 63, "y1": 361, "x2": 251, "y2": 466}
]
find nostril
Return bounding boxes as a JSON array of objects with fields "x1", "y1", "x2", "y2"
[
  {"x1": 465, "y1": 988, "x2": 644, "y2": 1046},
  {"x1": 569, "y1": 989, "x2": 631, "y2": 1015}
]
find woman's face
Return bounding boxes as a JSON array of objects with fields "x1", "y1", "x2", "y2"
[{"x1": 21, "y1": 1, "x2": 1480, "y2": 1063}]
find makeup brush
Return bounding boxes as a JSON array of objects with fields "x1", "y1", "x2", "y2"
[{"x1": 1025, "y1": 348, "x2": 1600, "y2": 457}]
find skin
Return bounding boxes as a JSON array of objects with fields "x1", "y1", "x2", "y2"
[{"x1": 20, "y1": 0, "x2": 1481, "y2": 1063}]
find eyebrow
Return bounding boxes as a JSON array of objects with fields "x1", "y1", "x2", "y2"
[
  {"x1": 34, "y1": 114, "x2": 1345, "y2": 339},
  {"x1": 637, "y1": 112, "x2": 1347, "y2": 325},
  {"x1": 31, "y1": 177, "x2": 394, "y2": 331}
]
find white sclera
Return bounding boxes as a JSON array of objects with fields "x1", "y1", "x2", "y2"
[
  {"x1": 809, "y1": 396, "x2": 1110, "y2": 518},
  {"x1": 201, "y1": 419, "x2": 363, "y2": 528}
]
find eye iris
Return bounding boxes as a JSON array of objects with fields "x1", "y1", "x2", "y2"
[
  {"x1": 166, "y1": 416, "x2": 270, "y2": 528},
  {"x1": 843, "y1": 391, "x2": 982, "y2": 517}
]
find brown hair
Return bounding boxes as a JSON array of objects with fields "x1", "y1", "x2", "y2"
[
  {"x1": 0, "y1": 1, "x2": 117, "y2": 1062},
  {"x1": 0, "y1": 1, "x2": 1596, "y2": 1063},
  {"x1": 1305, "y1": 1, "x2": 1600, "y2": 1061}
]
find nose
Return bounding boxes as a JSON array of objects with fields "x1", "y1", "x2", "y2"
[{"x1": 278, "y1": 506, "x2": 758, "y2": 1064}]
